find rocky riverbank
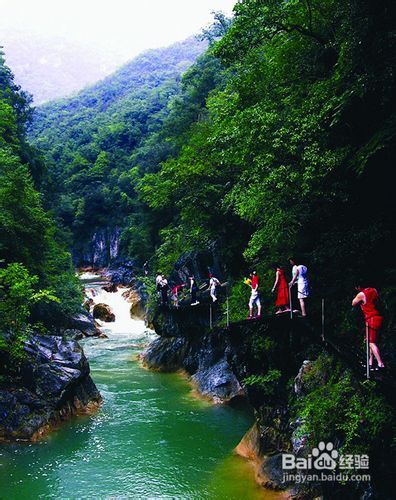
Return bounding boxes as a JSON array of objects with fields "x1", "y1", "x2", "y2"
[
  {"x1": 141, "y1": 301, "x2": 392, "y2": 498},
  {"x1": 0, "y1": 335, "x2": 101, "y2": 441}
]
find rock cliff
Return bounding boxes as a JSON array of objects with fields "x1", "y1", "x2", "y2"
[{"x1": 0, "y1": 335, "x2": 101, "y2": 441}]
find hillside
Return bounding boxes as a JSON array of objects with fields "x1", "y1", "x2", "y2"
[
  {"x1": 1, "y1": 30, "x2": 122, "y2": 104},
  {"x1": 29, "y1": 37, "x2": 208, "y2": 265}
]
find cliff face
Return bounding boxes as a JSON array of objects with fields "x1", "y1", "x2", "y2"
[
  {"x1": 0, "y1": 335, "x2": 101, "y2": 441},
  {"x1": 73, "y1": 227, "x2": 121, "y2": 268},
  {"x1": 141, "y1": 304, "x2": 392, "y2": 498},
  {"x1": 143, "y1": 305, "x2": 313, "y2": 396},
  {"x1": 141, "y1": 309, "x2": 316, "y2": 494}
]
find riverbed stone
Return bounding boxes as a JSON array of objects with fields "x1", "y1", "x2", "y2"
[{"x1": 93, "y1": 303, "x2": 116, "y2": 322}]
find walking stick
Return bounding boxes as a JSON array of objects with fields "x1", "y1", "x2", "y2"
[
  {"x1": 210, "y1": 303, "x2": 213, "y2": 330},
  {"x1": 366, "y1": 324, "x2": 370, "y2": 380},
  {"x1": 289, "y1": 286, "x2": 293, "y2": 319}
]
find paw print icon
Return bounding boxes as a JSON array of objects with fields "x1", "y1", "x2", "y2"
[{"x1": 312, "y1": 441, "x2": 338, "y2": 470}]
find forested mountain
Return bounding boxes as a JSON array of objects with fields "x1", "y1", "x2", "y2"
[
  {"x1": 31, "y1": 1, "x2": 395, "y2": 332},
  {"x1": 0, "y1": 49, "x2": 82, "y2": 359},
  {"x1": 1, "y1": 30, "x2": 121, "y2": 104},
  {"x1": 30, "y1": 37, "x2": 207, "y2": 264}
]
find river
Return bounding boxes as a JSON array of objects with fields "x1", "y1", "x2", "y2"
[{"x1": 0, "y1": 274, "x2": 281, "y2": 499}]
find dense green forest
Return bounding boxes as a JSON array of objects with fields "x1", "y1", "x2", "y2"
[
  {"x1": 0, "y1": 49, "x2": 82, "y2": 360},
  {"x1": 30, "y1": 0, "x2": 395, "y2": 340},
  {"x1": 30, "y1": 38, "x2": 206, "y2": 262}
]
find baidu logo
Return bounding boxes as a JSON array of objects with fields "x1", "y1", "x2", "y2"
[
  {"x1": 282, "y1": 441, "x2": 339, "y2": 471},
  {"x1": 282, "y1": 441, "x2": 371, "y2": 483},
  {"x1": 312, "y1": 442, "x2": 338, "y2": 470}
]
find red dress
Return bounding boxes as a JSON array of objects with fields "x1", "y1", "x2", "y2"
[
  {"x1": 361, "y1": 288, "x2": 383, "y2": 343},
  {"x1": 275, "y1": 268, "x2": 289, "y2": 307}
]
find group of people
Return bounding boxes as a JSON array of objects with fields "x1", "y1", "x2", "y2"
[
  {"x1": 154, "y1": 262, "x2": 386, "y2": 371},
  {"x1": 247, "y1": 266, "x2": 385, "y2": 370},
  {"x1": 155, "y1": 272, "x2": 222, "y2": 308},
  {"x1": 246, "y1": 258, "x2": 310, "y2": 320}
]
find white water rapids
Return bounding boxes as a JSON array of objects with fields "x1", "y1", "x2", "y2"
[{"x1": 80, "y1": 271, "x2": 155, "y2": 347}]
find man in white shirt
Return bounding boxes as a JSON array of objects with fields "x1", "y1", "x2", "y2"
[
  {"x1": 289, "y1": 258, "x2": 310, "y2": 317},
  {"x1": 208, "y1": 274, "x2": 221, "y2": 302}
]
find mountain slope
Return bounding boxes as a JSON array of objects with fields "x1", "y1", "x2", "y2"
[
  {"x1": 29, "y1": 37, "x2": 207, "y2": 266},
  {"x1": 1, "y1": 31, "x2": 121, "y2": 104}
]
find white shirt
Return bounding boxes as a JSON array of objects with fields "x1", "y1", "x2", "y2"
[{"x1": 209, "y1": 277, "x2": 220, "y2": 289}]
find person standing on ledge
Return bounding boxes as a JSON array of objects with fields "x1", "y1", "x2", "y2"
[
  {"x1": 271, "y1": 263, "x2": 290, "y2": 314},
  {"x1": 159, "y1": 274, "x2": 169, "y2": 305},
  {"x1": 289, "y1": 258, "x2": 310, "y2": 316},
  {"x1": 208, "y1": 273, "x2": 221, "y2": 303},
  {"x1": 189, "y1": 276, "x2": 199, "y2": 306},
  {"x1": 352, "y1": 284, "x2": 385, "y2": 369},
  {"x1": 248, "y1": 271, "x2": 261, "y2": 320}
]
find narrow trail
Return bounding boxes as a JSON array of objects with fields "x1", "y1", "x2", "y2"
[{"x1": 158, "y1": 295, "x2": 395, "y2": 399}]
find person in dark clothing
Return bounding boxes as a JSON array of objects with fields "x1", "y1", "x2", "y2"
[
  {"x1": 189, "y1": 276, "x2": 199, "y2": 306},
  {"x1": 160, "y1": 274, "x2": 169, "y2": 305}
]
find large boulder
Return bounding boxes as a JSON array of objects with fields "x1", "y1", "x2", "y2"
[
  {"x1": 141, "y1": 336, "x2": 188, "y2": 372},
  {"x1": 122, "y1": 288, "x2": 145, "y2": 319},
  {"x1": 69, "y1": 309, "x2": 101, "y2": 337},
  {"x1": 93, "y1": 303, "x2": 115, "y2": 322},
  {"x1": 0, "y1": 335, "x2": 101, "y2": 441},
  {"x1": 103, "y1": 283, "x2": 118, "y2": 293},
  {"x1": 141, "y1": 330, "x2": 245, "y2": 404},
  {"x1": 191, "y1": 358, "x2": 244, "y2": 403}
]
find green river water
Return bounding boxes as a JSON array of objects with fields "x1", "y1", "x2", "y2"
[{"x1": 0, "y1": 276, "x2": 281, "y2": 499}]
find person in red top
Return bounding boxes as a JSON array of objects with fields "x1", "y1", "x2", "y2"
[
  {"x1": 251, "y1": 271, "x2": 259, "y2": 290},
  {"x1": 352, "y1": 285, "x2": 385, "y2": 368},
  {"x1": 271, "y1": 264, "x2": 290, "y2": 314},
  {"x1": 248, "y1": 271, "x2": 261, "y2": 319}
]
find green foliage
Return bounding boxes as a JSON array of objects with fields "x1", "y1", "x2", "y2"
[
  {"x1": 223, "y1": 280, "x2": 251, "y2": 323},
  {"x1": 29, "y1": 39, "x2": 207, "y2": 263},
  {"x1": 0, "y1": 263, "x2": 59, "y2": 360},
  {"x1": 136, "y1": 0, "x2": 395, "y2": 331},
  {"x1": 292, "y1": 355, "x2": 393, "y2": 455},
  {"x1": 0, "y1": 50, "x2": 82, "y2": 336},
  {"x1": 28, "y1": 2, "x2": 396, "y2": 337},
  {"x1": 243, "y1": 369, "x2": 282, "y2": 396}
]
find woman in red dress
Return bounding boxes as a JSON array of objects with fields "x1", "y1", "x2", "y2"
[
  {"x1": 352, "y1": 284, "x2": 385, "y2": 368},
  {"x1": 271, "y1": 264, "x2": 290, "y2": 314}
]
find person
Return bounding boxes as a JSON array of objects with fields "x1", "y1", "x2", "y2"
[
  {"x1": 248, "y1": 271, "x2": 261, "y2": 320},
  {"x1": 208, "y1": 273, "x2": 221, "y2": 302},
  {"x1": 155, "y1": 272, "x2": 163, "y2": 291},
  {"x1": 171, "y1": 283, "x2": 185, "y2": 308},
  {"x1": 352, "y1": 285, "x2": 385, "y2": 369},
  {"x1": 271, "y1": 264, "x2": 290, "y2": 314},
  {"x1": 159, "y1": 274, "x2": 169, "y2": 305},
  {"x1": 289, "y1": 258, "x2": 309, "y2": 316},
  {"x1": 189, "y1": 276, "x2": 199, "y2": 306}
]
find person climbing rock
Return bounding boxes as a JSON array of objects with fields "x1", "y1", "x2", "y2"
[
  {"x1": 208, "y1": 273, "x2": 221, "y2": 302},
  {"x1": 271, "y1": 264, "x2": 290, "y2": 314},
  {"x1": 352, "y1": 284, "x2": 385, "y2": 369},
  {"x1": 289, "y1": 258, "x2": 310, "y2": 316},
  {"x1": 248, "y1": 271, "x2": 261, "y2": 319},
  {"x1": 189, "y1": 276, "x2": 199, "y2": 306}
]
